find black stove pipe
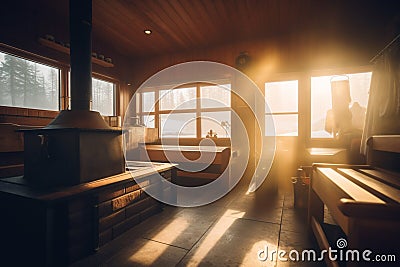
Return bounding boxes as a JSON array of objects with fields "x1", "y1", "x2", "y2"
[
  {"x1": 70, "y1": 0, "x2": 92, "y2": 111},
  {"x1": 45, "y1": 0, "x2": 109, "y2": 129}
]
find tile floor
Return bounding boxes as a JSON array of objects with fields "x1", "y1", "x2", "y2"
[{"x1": 72, "y1": 182, "x2": 326, "y2": 267}]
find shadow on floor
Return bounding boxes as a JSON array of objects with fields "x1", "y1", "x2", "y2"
[{"x1": 71, "y1": 179, "x2": 325, "y2": 267}]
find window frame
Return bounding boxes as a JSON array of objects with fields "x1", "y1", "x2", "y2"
[
  {"x1": 66, "y1": 72, "x2": 119, "y2": 116},
  {"x1": 0, "y1": 43, "x2": 120, "y2": 116},
  {"x1": 0, "y1": 44, "x2": 66, "y2": 111},
  {"x1": 137, "y1": 82, "x2": 231, "y2": 139},
  {"x1": 308, "y1": 65, "x2": 372, "y2": 145},
  {"x1": 264, "y1": 75, "x2": 300, "y2": 137}
]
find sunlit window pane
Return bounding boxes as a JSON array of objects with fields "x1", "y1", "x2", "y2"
[
  {"x1": 311, "y1": 72, "x2": 371, "y2": 138},
  {"x1": 92, "y1": 77, "x2": 115, "y2": 116},
  {"x1": 67, "y1": 74, "x2": 115, "y2": 115},
  {"x1": 160, "y1": 87, "x2": 196, "y2": 110},
  {"x1": 142, "y1": 92, "x2": 155, "y2": 112},
  {"x1": 0, "y1": 51, "x2": 59, "y2": 110},
  {"x1": 160, "y1": 113, "x2": 196, "y2": 137},
  {"x1": 265, "y1": 80, "x2": 298, "y2": 113},
  {"x1": 142, "y1": 115, "x2": 155, "y2": 128},
  {"x1": 265, "y1": 114, "x2": 298, "y2": 136},
  {"x1": 201, "y1": 84, "x2": 231, "y2": 108},
  {"x1": 201, "y1": 111, "x2": 231, "y2": 138},
  {"x1": 264, "y1": 80, "x2": 298, "y2": 136},
  {"x1": 140, "y1": 83, "x2": 231, "y2": 138}
]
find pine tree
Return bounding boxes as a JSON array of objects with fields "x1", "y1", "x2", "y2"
[
  {"x1": 0, "y1": 53, "x2": 59, "y2": 109},
  {"x1": 2, "y1": 54, "x2": 23, "y2": 106},
  {"x1": 0, "y1": 54, "x2": 39, "y2": 107},
  {"x1": 49, "y1": 68, "x2": 58, "y2": 108}
]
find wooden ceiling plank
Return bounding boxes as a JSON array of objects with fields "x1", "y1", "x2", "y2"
[
  {"x1": 212, "y1": 0, "x2": 234, "y2": 42},
  {"x1": 93, "y1": 1, "x2": 145, "y2": 52},
  {"x1": 109, "y1": 1, "x2": 168, "y2": 55},
  {"x1": 189, "y1": 0, "x2": 222, "y2": 45},
  {"x1": 107, "y1": 0, "x2": 178, "y2": 55},
  {"x1": 172, "y1": 0, "x2": 211, "y2": 45},
  {"x1": 154, "y1": 0, "x2": 199, "y2": 47},
  {"x1": 129, "y1": 0, "x2": 189, "y2": 49}
]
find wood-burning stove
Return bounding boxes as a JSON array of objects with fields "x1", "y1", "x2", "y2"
[{"x1": 21, "y1": 0, "x2": 124, "y2": 187}]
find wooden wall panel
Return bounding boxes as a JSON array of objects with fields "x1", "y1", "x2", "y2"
[{"x1": 127, "y1": 31, "x2": 374, "y2": 98}]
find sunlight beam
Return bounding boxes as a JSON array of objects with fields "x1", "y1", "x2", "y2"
[
  {"x1": 128, "y1": 217, "x2": 189, "y2": 265},
  {"x1": 186, "y1": 209, "x2": 245, "y2": 264}
]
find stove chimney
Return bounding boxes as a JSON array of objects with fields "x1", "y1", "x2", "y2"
[
  {"x1": 45, "y1": 0, "x2": 110, "y2": 129},
  {"x1": 70, "y1": 0, "x2": 92, "y2": 112}
]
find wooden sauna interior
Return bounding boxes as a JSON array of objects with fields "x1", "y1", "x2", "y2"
[{"x1": 0, "y1": 1, "x2": 399, "y2": 266}]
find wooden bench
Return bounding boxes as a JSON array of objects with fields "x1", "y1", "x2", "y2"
[
  {"x1": 308, "y1": 135, "x2": 400, "y2": 267},
  {"x1": 140, "y1": 144, "x2": 230, "y2": 186}
]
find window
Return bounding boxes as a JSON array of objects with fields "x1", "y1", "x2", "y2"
[
  {"x1": 91, "y1": 77, "x2": 115, "y2": 116},
  {"x1": 142, "y1": 92, "x2": 155, "y2": 112},
  {"x1": 160, "y1": 87, "x2": 196, "y2": 110},
  {"x1": 201, "y1": 84, "x2": 231, "y2": 108},
  {"x1": 265, "y1": 80, "x2": 298, "y2": 136},
  {"x1": 0, "y1": 51, "x2": 60, "y2": 110},
  {"x1": 68, "y1": 75, "x2": 116, "y2": 116},
  {"x1": 138, "y1": 83, "x2": 231, "y2": 138},
  {"x1": 142, "y1": 114, "x2": 155, "y2": 128},
  {"x1": 200, "y1": 84, "x2": 231, "y2": 138},
  {"x1": 160, "y1": 113, "x2": 197, "y2": 137},
  {"x1": 311, "y1": 72, "x2": 371, "y2": 138},
  {"x1": 201, "y1": 111, "x2": 231, "y2": 138}
]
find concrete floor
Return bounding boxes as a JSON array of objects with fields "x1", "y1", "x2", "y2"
[{"x1": 72, "y1": 182, "x2": 326, "y2": 267}]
